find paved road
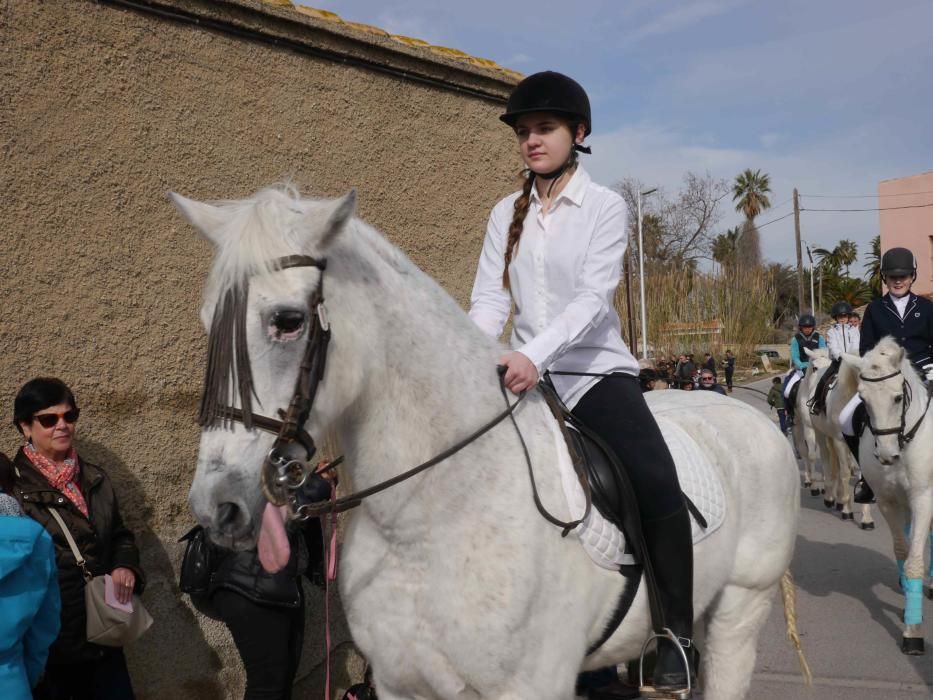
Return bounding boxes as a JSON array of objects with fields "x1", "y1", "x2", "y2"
[{"x1": 731, "y1": 377, "x2": 933, "y2": 699}]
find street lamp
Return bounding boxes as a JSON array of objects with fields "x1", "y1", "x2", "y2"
[
  {"x1": 637, "y1": 188, "x2": 657, "y2": 360},
  {"x1": 803, "y1": 242, "x2": 816, "y2": 314}
]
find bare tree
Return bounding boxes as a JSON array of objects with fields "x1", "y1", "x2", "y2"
[{"x1": 614, "y1": 172, "x2": 730, "y2": 272}]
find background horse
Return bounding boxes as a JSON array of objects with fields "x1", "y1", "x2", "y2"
[
  {"x1": 173, "y1": 185, "x2": 801, "y2": 700},
  {"x1": 843, "y1": 338, "x2": 933, "y2": 654},
  {"x1": 792, "y1": 362, "x2": 826, "y2": 499},
  {"x1": 803, "y1": 347, "x2": 864, "y2": 523}
]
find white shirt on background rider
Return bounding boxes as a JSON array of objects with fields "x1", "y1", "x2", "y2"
[
  {"x1": 826, "y1": 323, "x2": 860, "y2": 360},
  {"x1": 469, "y1": 166, "x2": 639, "y2": 409}
]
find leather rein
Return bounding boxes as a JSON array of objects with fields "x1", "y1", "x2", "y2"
[
  {"x1": 859, "y1": 368, "x2": 931, "y2": 449},
  {"x1": 204, "y1": 254, "x2": 588, "y2": 532}
]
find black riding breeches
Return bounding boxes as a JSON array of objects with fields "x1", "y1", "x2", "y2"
[{"x1": 571, "y1": 374, "x2": 684, "y2": 521}]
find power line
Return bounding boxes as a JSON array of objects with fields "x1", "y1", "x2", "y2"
[
  {"x1": 801, "y1": 189, "x2": 933, "y2": 199},
  {"x1": 755, "y1": 211, "x2": 795, "y2": 229},
  {"x1": 801, "y1": 202, "x2": 933, "y2": 213}
]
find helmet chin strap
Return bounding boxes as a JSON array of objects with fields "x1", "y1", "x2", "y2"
[{"x1": 535, "y1": 144, "x2": 589, "y2": 198}]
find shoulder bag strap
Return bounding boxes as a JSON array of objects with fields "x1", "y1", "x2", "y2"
[{"x1": 48, "y1": 507, "x2": 92, "y2": 580}]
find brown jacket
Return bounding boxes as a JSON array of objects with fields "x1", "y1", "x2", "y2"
[{"x1": 12, "y1": 448, "x2": 145, "y2": 664}]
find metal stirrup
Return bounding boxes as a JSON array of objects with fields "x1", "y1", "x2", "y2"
[{"x1": 638, "y1": 627, "x2": 693, "y2": 700}]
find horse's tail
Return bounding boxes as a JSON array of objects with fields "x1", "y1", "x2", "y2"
[{"x1": 780, "y1": 569, "x2": 813, "y2": 686}]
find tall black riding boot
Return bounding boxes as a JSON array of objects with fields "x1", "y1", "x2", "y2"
[{"x1": 644, "y1": 505, "x2": 696, "y2": 694}]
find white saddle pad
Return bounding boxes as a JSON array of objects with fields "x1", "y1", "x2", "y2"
[{"x1": 553, "y1": 414, "x2": 726, "y2": 570}]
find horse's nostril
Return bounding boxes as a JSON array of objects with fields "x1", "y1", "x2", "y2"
[{"x1": 217, "y1": 502, "x2": 240, "y2": 528}]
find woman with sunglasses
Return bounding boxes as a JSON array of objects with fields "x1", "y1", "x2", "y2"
[{"x1": 10, "y1": 377, "x2": 144, "y2": 700}]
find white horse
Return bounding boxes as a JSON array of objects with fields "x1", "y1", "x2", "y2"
[
  {"x1": 791, "y1": 365, "x2": 826, "y2": 499},
  {"x1": 842, "y1": 338, "x2": 933, "y2": 654},
  {"x1": 803, "y1": 347, "x2": 874, "y2": 526},
  {"x1": 820, "y1": 353, "x2": 875, "y2": 531},
  {"x1": 172, "y1": 185, "x2": 801, "y2": 699}
]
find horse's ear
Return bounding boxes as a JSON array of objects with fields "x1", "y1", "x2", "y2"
[
  {"x1": 315, "y1": 190, "x2": 357, "y2": 249},
  {"x1": 840, "y1": 352, "x2": 863, "y2": 370},
  {"x1": 168, "y1": 192, "x2": 227, "y2": 245}
]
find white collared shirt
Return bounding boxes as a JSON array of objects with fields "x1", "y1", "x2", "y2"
[
  {"x1": 469, "y1": 166, "x2": 639, "y2": 408},
  {"x1": 892, "y1": 293, "x2": 910, "y2": 319}
]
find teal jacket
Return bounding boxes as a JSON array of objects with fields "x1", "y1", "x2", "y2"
[{"x1": 0, "y1": 508, "x2": 61, "y2": 699}]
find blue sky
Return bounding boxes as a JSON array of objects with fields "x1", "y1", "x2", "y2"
[{"x1": 304, "y1": 1, "x2": 933, "y2": 269}]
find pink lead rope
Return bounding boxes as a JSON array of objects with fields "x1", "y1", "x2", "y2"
[{"x1": 324, "y1": 483, "x2": 339, "y2": 700}]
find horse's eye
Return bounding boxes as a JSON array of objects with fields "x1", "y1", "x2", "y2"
[
  {"x1": 894, "y1": 395, "x2": 903, "y2": 404},
  {"x1": 270, "y1": 310, "x2": 305, "y2": 338}
]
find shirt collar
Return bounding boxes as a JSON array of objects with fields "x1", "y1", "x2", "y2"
[{"x1": 529, "y1": 165, "x2": 590, "y2": 208}]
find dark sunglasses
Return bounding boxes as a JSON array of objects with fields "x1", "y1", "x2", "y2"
[{"x1": 33, "y1": 408, "x2": 80, "y2": 428}]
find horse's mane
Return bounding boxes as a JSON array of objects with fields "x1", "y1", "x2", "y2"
[{"x1": 203, "y1": 184, "x2": 312, "y2": 302}]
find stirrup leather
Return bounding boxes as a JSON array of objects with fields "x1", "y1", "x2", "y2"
[{"x1": 638, "y1": 627, "x2": 693, "y2": 700}]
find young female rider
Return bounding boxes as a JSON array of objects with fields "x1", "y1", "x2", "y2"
[{"x1": 469, "y1": 71, "x2": 695, "y2": 697}]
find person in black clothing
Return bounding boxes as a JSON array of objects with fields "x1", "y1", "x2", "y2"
[
  {"x1": 702, "y1": 352, "x2": 716, "y2": 378},
  {"x1": 846, "y1": 247, "x2": 933, "y2": 503},
  {"x1": 697, "y1": 370, "x2": 727, "y2": 395},
  {"x1": 722, "y1": 350, "x2": 735, "y2": 393},
  {"x1": 185, "y1": 469, "x2": 331, "y2": 700}
]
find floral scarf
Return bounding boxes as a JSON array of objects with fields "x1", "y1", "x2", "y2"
[{"x1": 23, "y1": 442, "x2": 89, "y2": 517}]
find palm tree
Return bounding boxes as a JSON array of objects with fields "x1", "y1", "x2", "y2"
[
  {"x1": 864, "y1": 235, "x2": 881, "y2": 297},
  {"x1": 836, "y1": 239, "x2": 858, "y2": 277},
  {"x1": 732, "y1": 169, "x2": 771, "y2": 267},
  {"x1": 733, "y1": 169, "x2": 772, "y2": 220},
  {"x1": 712, "y1": 227, "x2": 741, "y2": 269}
]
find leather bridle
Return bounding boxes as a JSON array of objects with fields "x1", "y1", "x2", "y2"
[
  {"x1": 859, "y1": 368, "x2": 931, "y2": 449},
  {"x1": 201, "y1": 254, "x2": 587, "y2": 531}
]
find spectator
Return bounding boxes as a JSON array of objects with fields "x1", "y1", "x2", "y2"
[
  {"x1": 697, "y1": 370, "x2": 727, "y2": 395},
  {"x1": 639, "y1": 368, "x2": 659, "y2": 392},
  {"x1": 0, "y1": 452, "x2": 61, "y2": 700},
  {"x1": 11, "y1": 377, "x2": 144, "y2": 700},
  {"x1": 675, "y1": 354, "x2": 695, "y2": 386},
  {"x1": 767, "y1": 377, "x2": 788, "y2": 435},
  {"x1": 722, "y1": 350, "x2": 735, "y2": 393},
  {"x1": 702, "y1": 352, "x2": 716, "y2": 378},
  {"x1": 188, "y1": 463, "x2": 331, "y2": 700}
]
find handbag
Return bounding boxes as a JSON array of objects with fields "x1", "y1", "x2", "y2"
[
  {"x1": 179, "y1": 525, "x2": 213, "y2": 594},
  {"x1": 178, "y1": 524, "x2": 222, "y2": 620},
  {"x1": 48, "y1": 508, "x2": 153, "y2": 647}
]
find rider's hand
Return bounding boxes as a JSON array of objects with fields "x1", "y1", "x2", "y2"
[{"x1": 498, "y1": 351, "x2": 539, "y2": 395}]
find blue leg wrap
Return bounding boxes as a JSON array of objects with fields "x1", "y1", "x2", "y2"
[{"x1": 904, "y1": 578, "x2": 924, "y2": 626}]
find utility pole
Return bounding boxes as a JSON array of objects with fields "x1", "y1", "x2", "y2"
[
  {"x1": 793, "y1": 188, "x2": 805, "y2": 314},
  {"x1": 624, "y1": 252, "x2": 637, "y2": 350},
  {"x1": 637, "y1": 188, "x2": 658, "y2": 359}
]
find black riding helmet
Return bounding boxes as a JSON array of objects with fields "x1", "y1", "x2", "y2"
[
  {"x1": 880, "y1": 247, "x2": 917, "y2": 279},
  {"x1": 500, "y1": 71, "x2": 592, "y2": 137},
  {"x1": 830, "y1": 301, "x2": 853, "y2": 318},
  {"x1": 798, "y1": 313, "x2": 816, "y2": 328}
]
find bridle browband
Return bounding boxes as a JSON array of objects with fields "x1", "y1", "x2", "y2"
[
  {"x1": 200, "y1": 254, "x2": 589, "y2": 533},
  {"x1": 859, "y1": 368, "x2": 931, "y2": 448}
]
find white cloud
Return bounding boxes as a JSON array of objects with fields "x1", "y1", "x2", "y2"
[{"x1": 623, "y1": 0, "x2": 743, "y2": 43}]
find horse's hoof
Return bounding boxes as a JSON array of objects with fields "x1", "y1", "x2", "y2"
[
  {"x1": 803, "y1": 481, "x2": 812, "y2": 488},
  {"x1": 859, "y1": 522, "x2": 875, "y2": 531},
  {"x1": 841, "y1": 512, "x2": 855, "y2": 521},
  {"x1": 835, "y1": 502, "x2": 844, "y2": 512},
  {"x1": 901, "y1": 637, "x2": 925, "y2": 655},
  {"x1": 820, "y1": 488, "x2": 826, "y2": 494},
  {"x1": 809, "y1": 489, "x2": 821, "y2": 497},
  {"x1": 823, "y1": 499, "x2": 835, "y2": 509}
]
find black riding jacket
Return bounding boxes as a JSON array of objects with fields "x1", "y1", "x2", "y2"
[{"x1": 860, "y1": 292, "x2": 933, "y2": 370}]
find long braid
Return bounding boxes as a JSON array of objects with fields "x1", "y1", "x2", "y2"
[{"x1": 503, "y1": 171, "x2": 535, "y2": 290}]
